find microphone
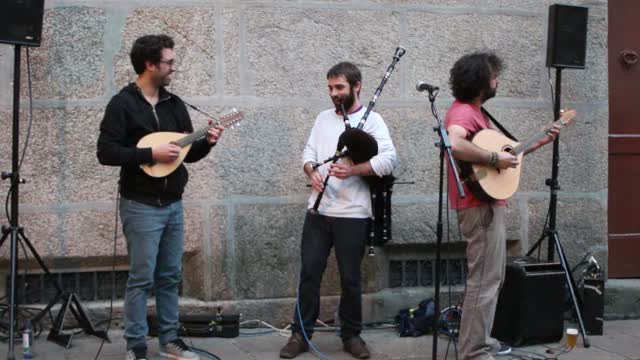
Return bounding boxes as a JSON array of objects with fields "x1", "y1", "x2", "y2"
[
  {"x1": 393, "y1": 46, "x2": 406, "y2": 61},
  {"x1": 416, "y1": 81, "x2": 439, "y2": 93}
]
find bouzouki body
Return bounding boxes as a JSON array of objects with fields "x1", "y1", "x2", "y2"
[
  {"x1": 463, "y1": 130, "x2": 523, "y2": 201},
  {"x1": 458, "y1": 109, "x2": 576, "y2": 201}
]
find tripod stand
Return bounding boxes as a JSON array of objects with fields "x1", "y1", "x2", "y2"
[
  {"x1": 1, "y1": 44, "x2": 108, "y2": 359},
  {"x1": 526, "y1": 67, "x2": 590, "y2": 348}
]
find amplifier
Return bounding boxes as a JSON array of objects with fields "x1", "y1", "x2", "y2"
[{"x1": 491, "y1": 256, "x2": 565, "y2": 346}]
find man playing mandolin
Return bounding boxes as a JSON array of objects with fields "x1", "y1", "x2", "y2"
[
  {"x1": 446, "y1": 51, "x2": 572, "y2": 360},
  {"x1": 97, "y1": 34, "x2": 223, "y2": 360}
]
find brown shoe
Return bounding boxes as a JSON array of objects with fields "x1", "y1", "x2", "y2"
[
  {"x1": 343, "y1": 336, "x2": 371, "y2": 359},
  {"x1": 279, "y1": 332, "x2": 309, "y2": 359}
]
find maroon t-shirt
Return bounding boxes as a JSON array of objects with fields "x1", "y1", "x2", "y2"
[{"x1": 445, "y1": 100, "x2": 507, "y2": 210}]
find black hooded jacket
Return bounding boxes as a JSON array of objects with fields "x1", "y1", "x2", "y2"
[{"x1": 97, "y1": 83, "x2": 213, "y2": 206}]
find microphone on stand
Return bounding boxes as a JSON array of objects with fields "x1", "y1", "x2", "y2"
[
  {"x1": 416, "y1": 81, "x2": 439, "y2": 93},
  {"x1": 393, "y1": 46, "x2": 406, "y2": 61}
]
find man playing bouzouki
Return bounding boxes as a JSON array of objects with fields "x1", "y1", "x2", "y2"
[
  {"x1": 97, "y1": 34, "x2": 223, "y2": 360},
  {"x1": 445, "y1": 52, "x2": 570, "y2": 360}
]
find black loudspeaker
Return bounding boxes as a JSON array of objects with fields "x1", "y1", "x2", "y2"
[
  {"x1": 546, "y1": 4, "x2": 589, "y2": 69},
  {"x1": 0, "y1": 0, "x2": 45, "y2": 47},
  {"x1": 492, "y1": 257, "x2": 565, "y2": 346},
  {"x1": 581, "y1": 278, "x2": 604, "y2": 335}
]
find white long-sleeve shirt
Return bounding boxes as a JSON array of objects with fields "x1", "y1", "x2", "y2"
[{"x1": 303, "y1": 107, "x2": 398, "y2": 218}]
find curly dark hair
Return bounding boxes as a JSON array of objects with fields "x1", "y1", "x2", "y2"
[
  {"x1": 130, "y1": 34, "x2": 175, "y2": 75},
  {"x1": 449, "y1": 52, "x2": 503, "y2": 102},
  {"x1": 327, "y1": 62, "x2": 362, "y2": 95}
]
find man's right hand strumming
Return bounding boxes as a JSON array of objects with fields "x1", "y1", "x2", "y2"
[
  {"x1": 494, "y1": 151, "x2": 518, "y2": 169},
  {"x1": 152, "y1": 143, "x2": 181, "y2": 163}
]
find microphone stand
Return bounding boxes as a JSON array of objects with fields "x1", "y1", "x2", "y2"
[{"x1": 424, "y1": 87, "x2": 465, "y2": 360}]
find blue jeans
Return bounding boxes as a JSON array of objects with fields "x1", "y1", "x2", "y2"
[{"x1": 119, "y1": 198, "x2": 184, "y2": 350}]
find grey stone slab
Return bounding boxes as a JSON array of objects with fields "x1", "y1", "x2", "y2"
[
  {"x1": 0, "y1": 212, "x2": 63, "y2": 260},
  {"x1": 192, "y1": 207, "x2": 233, "y2": 300},
  {"x1": 603, "y1": 319, "x2": 640, "y2": 336},
  {"x1": 367, "y1": 0, "x2": 483, "y2": 6},
  {"x1": 223, "y1": 8, "x2": 242, "y2": 97},
  {"x1": 114, "y1": 7, "x2": 217, "y2": 97},
  {"x1": 379, "y1": 105, "x2": 444, "y2": 196},
  {"x1": 234, "y1": 203, "x2": 306, "y2": 299},
  {"x1": 557, "y1": 105, "x2": 608, "y2": 193},
  {"x1": 63, "y1": 106, "x2": 121, "y2": 203},
  {"x1": 245, "y1": 7, "x2": 402, "y2": 99},
  {"x1": 0, "y1": 46, "x2": 12, "y2": 108},
  {"x1": 64, "y1": 209, "x2": 128, "y2": 259},
  {"x1": 0, "y1": 108, "x2": 63, "y2": 205},
  {"x1": 21, "y1": 7, "x2": 106, "y2": 100},
  {"x1": 183, "y1": 105, "x2": 319, "y2": 199},
  {"x1": 588, "y1": 332, "x2": 640, "y2": 360},
  {"x1": 528, "y1": 198, "x2": 606, "y2": 270},
  {"x1": 605, "y1": 280, "x2": 640, "y2": 320},
  {"x1": 486, "y1": 0, "x2": 607, "y2": 15},
  {"x1": 388, "y1": 200, "x2": 523, "y2": 246},
  {"x1": 407, "y1": 12, "x2": 545, "y2": 100}
]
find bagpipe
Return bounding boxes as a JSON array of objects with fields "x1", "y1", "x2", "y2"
[{"x1": 311, "y1": 47, "x2": 406, "y2": 253}]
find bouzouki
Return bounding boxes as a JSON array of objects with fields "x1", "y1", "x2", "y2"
[
  {"x1": 137, "y1": 108, "x2": 244, "y2": 178},
  {"x1": 459, "y1": 109, "x2": 576, "y2": 201}
]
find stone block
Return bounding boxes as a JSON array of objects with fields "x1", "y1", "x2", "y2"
[
  {"x1": 0, "y1": 108, "x2": 63, "y2": 205},
  {"x1": 246, "y1": 7, "x2": 401, "y2": 99},
  {"x1": 528, "y1": 197, "x2": 606, "y2": 268},
  {"x1": 388, "y1": 200, "x2": 523, "y2": 246},
  {"x1": 376, "y1": 105, "x2": 448, "y2": 196},
  {"x1": 234, "y1": 203, "x2": 306, "y2": 299},
  {"x1": 114, "y1": 7, "x2": 217, "y2": 97},
  {"x1": 64, "y1": 209, "x2": 128, "y2": 259},
  {"x1": 64, "y1": 106, "x2": 120, "y2": 203},
  {"x1": 182, "y1": 105, "x2": 319, "y2": 200},
  {"x1": 407, "y1": 12, "x2": 544, "y2": 100},
  {"x1": 183, "y1": 205, "x2": 231, "y2": 300},
  {"x1": 223, "y1": 8, "x2": 241, "y2": 97},
  {"x1": 20, "y1": 7, "x2": 106, "y2": 100},
  {"x1": 0, "y1": 212, "x2": 63, "y2": 260}
]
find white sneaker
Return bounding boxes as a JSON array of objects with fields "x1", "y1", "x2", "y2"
[{"x1": 159, "y1": 339, "x2": 200, "y2": 360}]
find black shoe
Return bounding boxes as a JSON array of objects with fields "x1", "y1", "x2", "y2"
[
  {"x1": 125, "y1": 345, "x2": 148, "y2": 360},
  {"x1": 496, "y1": 343, "x2": 512, "y2": 356}
]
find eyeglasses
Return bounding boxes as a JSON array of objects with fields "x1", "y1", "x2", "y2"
[{"x1": 158, "y1": 59, "x2": 175, "y2": 67}]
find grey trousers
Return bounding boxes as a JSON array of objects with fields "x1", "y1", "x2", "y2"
[{"x1": 458, "y1": 204, "x2": 507, "y2": 360}]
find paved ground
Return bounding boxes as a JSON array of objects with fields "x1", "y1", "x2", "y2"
[{"x1": 1, "y1": 319, "x2": 639, "y2": 360}]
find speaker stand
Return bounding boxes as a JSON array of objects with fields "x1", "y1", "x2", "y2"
[{"x1": 526, "y1": 66, "x2": 590, "y2": 348}]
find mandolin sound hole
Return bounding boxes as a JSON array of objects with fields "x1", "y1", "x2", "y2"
[{"x1": 502, "y1": 145, "x2": 514, "y2": 154}]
